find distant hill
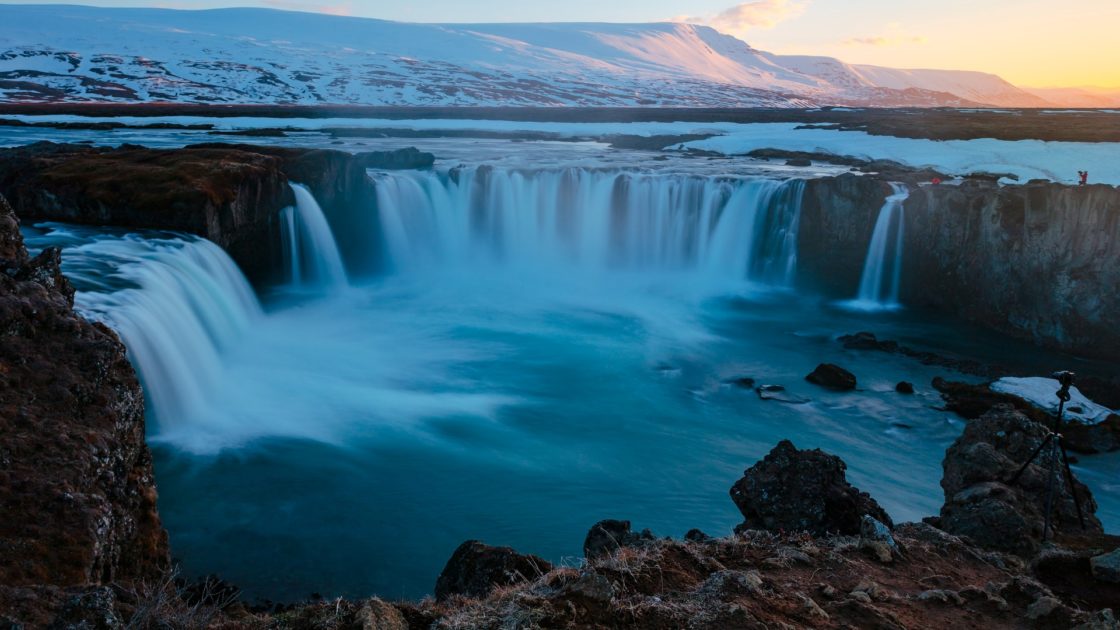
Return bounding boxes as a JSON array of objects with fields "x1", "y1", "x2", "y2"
[{"x1": 0, "y1": 4, "x2": 1051, "y2": 108}]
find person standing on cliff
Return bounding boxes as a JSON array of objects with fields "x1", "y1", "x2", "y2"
[{"x1": 1079, "y1": 171, "x2": 1089, "y2": 185}]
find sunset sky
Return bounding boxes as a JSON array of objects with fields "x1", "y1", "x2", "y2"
[{"x1": 3, "y1": 0, "x2": 1117, "y2": 88}]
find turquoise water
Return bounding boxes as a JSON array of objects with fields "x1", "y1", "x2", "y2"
[{"x1": 16, "y1": 136, "x2": 1119, "y2": 602}]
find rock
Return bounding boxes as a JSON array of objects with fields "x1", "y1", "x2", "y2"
[
  {"x1": 939, "y1": 406, "x2": 1103, "y2": 556},
  {"x1": 729, "y1": 440, "x2": 892, "y2": 536},
  {"x1": 1063, "y1": 414, "x2": 1120, "y2": 455},
  {"x1": 860, "y1": 516, "x2": 898, "y2": 554},
  {"x1": 895, "y1": 381, "x2": 915, "y2": 394},
  {"x1": 355, "y1": 147, "x2": 435, "y2": 170},
  {"x1": 434, "y1": 540, "x2": 553, "y2": 601},
  {"x1": 917, "y1": 589, "x2": 963, "y2": 605},
  {"x1": 839, "y1": 332, "x2": 899, "y2": 352},
  {"x1": 0, "y1": 194, "x2": 169, "y2": 595},
  {"x1": 785, "y1": 157, "x2": 813, "y2": 167},
  {"x1": 1090, "y1": 549, "x2": 1120, "y2": 583},
  {"x1": 583, "y1": 520, "x2": 655, "y2": 560},
  {"x1": 756, "y1": 385, "x2": 811, "y2": 405},
  {"x1": 932, "y1": 377, "x2": 1050, "y2": 424},
  {"x1": 684, "y1": 529, "x2": 712, "y2": 543},
  {"x1": 727, "y1": 376, "x2": 756, "y2": 389},
  {"x1": 49, "y1": 587, "x2": 121, "y2": 630},
  {"x1": 805, "y1": 363, "x2": 857, "y2": 391}
]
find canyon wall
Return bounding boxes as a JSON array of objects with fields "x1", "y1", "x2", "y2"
[
  {"x1": 901, "y1": 181, "x2": 1120, "y2": 359},
  {"x1": 799, "y1": 175, "x2": 1120, "y2": 360}
]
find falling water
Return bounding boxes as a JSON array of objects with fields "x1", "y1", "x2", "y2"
[
  {"x1": 22, "y1": 225, "x2": 262, "y2": 427},
  {"x1": 281, "y1": 183, "x2": 348, "y2": 289},
  {"x1": 373, "y1": 167, "x2": 805, "y2": 286},
  {"x1": 853, "y1": 183, "x2": 909, "y2": 309}
]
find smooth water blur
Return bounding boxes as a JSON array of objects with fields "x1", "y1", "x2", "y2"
[
  {"x1": 852, "y1": 183, "x2": 909, "y2": 310},
  {"x1": 18, "y1": 142, "x2": 1120, "y2": 603}
]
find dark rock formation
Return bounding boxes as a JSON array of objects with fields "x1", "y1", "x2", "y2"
[
  {"x1": 902, "y1": 180, "x2": 1120, "y2": 360},
  {"x1": 805, "y1": 363, "x2": 857, "y2": 391},
  {"x1": 939, "y1": 406, "x2": 1103, "y2": 556},
  {"x1": 434, "y1": 540, "x2": 553, "y2": 601},
  {"x1": 730, "y1": 440, "x2": 892, "y2": 536},
  {"x1": 839, "y1": 331, "x2": 1010, "y2": 379},
  {"x1": 583, "y1": 520, "x2": 656, "y2": 560},
  {"x1": 0, "y1": 194, "x2": 168, "y2": 609},
  {"x1": 932, "y1": 377, "x2": 1120, "y2": 454},
  {"x1": 895, "y1": 381, "x2": 915, "y2": 394},
  {"x1": 0, "y1": 142, "x2": 435, "y2": 281},
  {"x1": 798, "y1": 174, "x2": 893, "y2": 296},
  {"x1": 0, "y1": 142, "x2": 291, "y2": 281},
  {"x1": 801, "y1": 175, "x2": 1120, "y2": 360}
]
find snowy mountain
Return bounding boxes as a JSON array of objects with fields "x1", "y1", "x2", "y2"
[{"x1": 0, "y1": 4, "x2": 1048, "y2": 108}]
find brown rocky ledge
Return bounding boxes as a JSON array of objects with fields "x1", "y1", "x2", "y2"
[
  {"x1": 0, "y1": 194, "x2": 168, "y2": 625},
  {"x1": 0, "y1": 142, "x2": 433, "y2": 281}
]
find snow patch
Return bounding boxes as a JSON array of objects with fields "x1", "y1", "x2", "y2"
[{"x1": 992, "y1": 377, "x2": 1116, "y2": 424}]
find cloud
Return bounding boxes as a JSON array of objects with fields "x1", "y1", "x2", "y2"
[
  {"x1": 843, "y1": 35, "x2": 927, "y2": 47},
  {"x1": 674, "y1": 0, "x2": 808, "y2": 36},
  {"x1": 262, "y1": 0, "x2": 353, "y2": 16}
]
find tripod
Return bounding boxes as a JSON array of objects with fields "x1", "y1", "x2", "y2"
[{"x1": 1009, "y1": 371, "x2": 1086, "y2": 541}]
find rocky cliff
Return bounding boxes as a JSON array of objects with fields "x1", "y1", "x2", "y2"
[
  {"x1": 0, "y1": 194, "x2": 169, "y2": 623},
  {"x1": 0, "y1": 143, "x2": 433, "y2": 282},
  {"x1": 799, "y1": 175, "x2": 1120, "y2": 360},
  {"x1": 902, "y1": 181, "x2": 1120, "y2": 360}
]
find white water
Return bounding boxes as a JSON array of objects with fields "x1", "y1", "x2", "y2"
[
  {"x1": 852, "y1": 183, "x2": 909, "y2": 310},
  {"x1": 282, "y1": 183, "x2": 348, "y2": 289},
  {"x1": 25, "y1": 227, "x2": 263, "y2": 425},
  {"x1": 375, "y1": 168, "x2": 805, "y2": 287}
]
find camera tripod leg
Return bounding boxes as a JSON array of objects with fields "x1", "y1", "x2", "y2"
[
  {"x1": 1058, "y1": 438, "x2": 1087, "y2": 529},
  {"x1": 1010, "y1": 432, "x2": 1053, "y2": 484}
]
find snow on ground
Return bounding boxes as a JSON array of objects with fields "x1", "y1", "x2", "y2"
[
  {"x1": 675, "y1": 124, "x2": 1120, "y2": 186},
  {"x1": 992, "y1": 377, "x2": 1117, "y2": 423},
  {"x1": 9, "y1": 115, "x2": 1115, "y2": 186}
]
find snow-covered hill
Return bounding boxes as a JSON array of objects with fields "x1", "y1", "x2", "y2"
[{"x1": 0, "y1": 4, "x2": 1048, "y2": 108}]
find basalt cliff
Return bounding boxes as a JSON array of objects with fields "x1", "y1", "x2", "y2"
[{"x1": 800, "y1": 175, "x2": 1120, "y2": 359}]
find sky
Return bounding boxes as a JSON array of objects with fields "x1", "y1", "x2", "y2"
[{"x1": 2, "y1": 0, "x2": 1118, "y2": 88}]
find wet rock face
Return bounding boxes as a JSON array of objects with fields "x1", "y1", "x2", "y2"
[
  {"x1": 434, "y1": 540, "x2": 553, "y2": 601},
  {"x1": 798, "y1": 174, "x2": 893, "y2": 295},
  {"x1": 0, "y1": 194, "x2": 168, "y2": 592},
  {"x1": 939, "y1": 406, "x2": 1103, "y2": 556},
  {"x1": 902, "y1": 181, "x2": 1120, "y2": 360},
  {"x1": 730, "y1": 440, "x2": 893, "y2": 536}
]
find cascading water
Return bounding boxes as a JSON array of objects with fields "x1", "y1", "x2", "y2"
[
  {"x1": 281, "y1": 183, "x2": 348, "y2": 289},
  {"x1": 851, "y1": 183, "x2": 909, "y2": 309},
  {"x1": 373, "y1": 167, "x2": 805, "y2": 287},
  {"x1": 22, "y1": 224, "x2": 262, "y2": 427}
]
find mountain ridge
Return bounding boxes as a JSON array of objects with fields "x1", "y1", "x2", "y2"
[{"x1": 0, "y1": 4, "x2": 1050, "y2": 108}]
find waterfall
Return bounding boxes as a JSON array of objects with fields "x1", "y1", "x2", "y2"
[
  {"x1": 282, "y1": 183, "x2": 348, "y2": 289},
  {"x1": 373, "y1": 167, "x2": 805, "y2": 286},
  {"x1": 22, "y1": 225, "x2": 263, "y2": 428},
  {"x1": 853, "y1": 183, "x2": 909, "y2": 309}
]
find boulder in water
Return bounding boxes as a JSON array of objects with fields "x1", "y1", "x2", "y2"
[
  {"x1": 939, "y1": 406, "x2": 1103, "y2": 556},
  {"x1": 805, "y1": 363, "x2": 857, "y2": 391},
  {"x1": 434, "y1": 540, "x2": 553, "y2": 601},
  {"x1": 896, "y1": 381, "x2": 915, "y2": 394},
  {"x1": 730, "y1": 440, "x2": 892, "y2": 536}
]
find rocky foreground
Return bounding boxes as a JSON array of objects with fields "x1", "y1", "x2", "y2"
[{"x1": 2, "y1": 192, "x2": 1119, "y2": 627}]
